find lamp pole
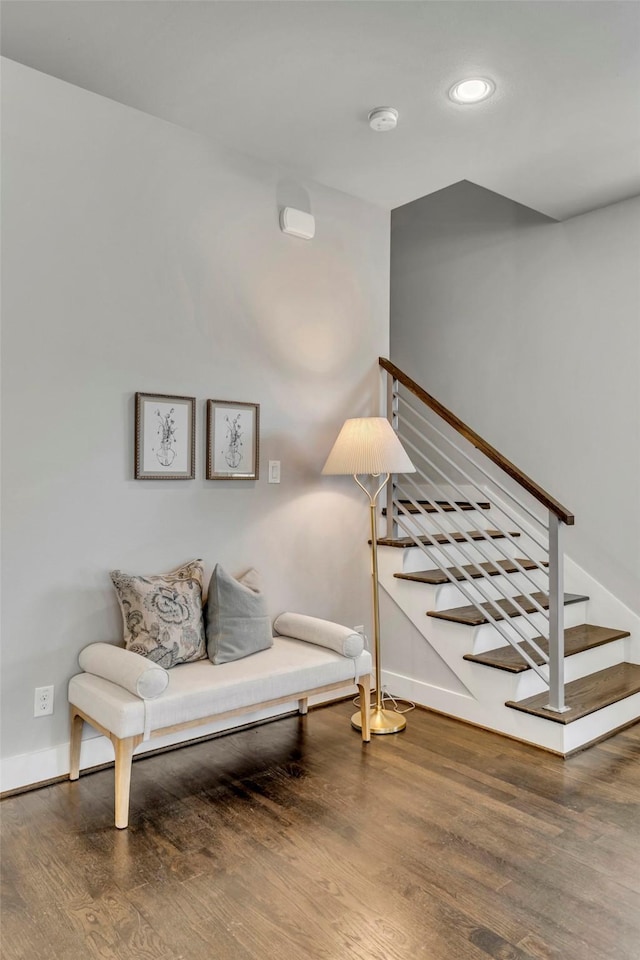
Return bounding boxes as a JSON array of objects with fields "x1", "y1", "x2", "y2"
[{"x1": 350, "y1": 473, "x2": 406, "y2": 735}]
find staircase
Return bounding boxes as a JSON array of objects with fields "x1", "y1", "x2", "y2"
[{"x1": 376, "y1": 358, "x2": 640, "y2": 756}]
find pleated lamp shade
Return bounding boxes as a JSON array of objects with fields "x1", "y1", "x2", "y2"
[{"x1": 322, "y1": 418, "x2": 415, "y2": 476}]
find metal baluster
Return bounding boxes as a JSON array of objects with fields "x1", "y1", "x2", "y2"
[
  {"x1": 386, "y1": 374, "x2": 399, "y2": 540},
  {"x1": 397, "y1": 390, "x2": 549, "y2": 532},
  {"x1": 398, "y1": 428, "x2": 550, "y2": 594},
  {"x1": 545, "y1": 512, "x2": 569, "y2": 712},
  {"x1": 392, "y1": 502, "x2": 550, "y2": 680},
  {"x1": 394, "y1": 479, "x2": 550, "y2": 665}
]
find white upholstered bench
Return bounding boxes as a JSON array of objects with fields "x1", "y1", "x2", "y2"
[{"x1": 68, "y1": 615, "x2": 372, "y2": 828}]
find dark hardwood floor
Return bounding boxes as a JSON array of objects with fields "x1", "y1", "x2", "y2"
[{"x1": 2, "y1": 703, "x2": 639, "y2": 960}]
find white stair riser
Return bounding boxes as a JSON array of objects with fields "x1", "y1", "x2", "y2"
[
  {"x1": 434, "y1": 569, "x2": 549, "y2": 609},
  {"x1": 379, "y1": 548, "x2": 587, "y2": 650},
  {"x1": 400, "y1": 539, "x2": 522, "y2": 571},
  {"x1": 432, "y1": 601, "x2": 588, "y2": 643},
  {"x1": 380, "y1": 668, "x2": 565, "y2": 753},
  {"x1": 389, "y1": 510, "x2": 492, "y2": 538},
  {"x1": 381, "y1": 663, "x2": 639, "y2": 756},
  {"x1": 387, "y1": 503, "x2": 545, "y2": 564},
  {"x1": 562, "y1": 691, "x2": 640, "y2": 754},
  {"x1": 467, "y1": 631, "x2": 627, "y2": 692},
  {"x1": 512, "y1": 637, "x2": 628, "y2": 698},
  {"x1": 465, "y1": 601, "x2": 588, "y2": 651}
]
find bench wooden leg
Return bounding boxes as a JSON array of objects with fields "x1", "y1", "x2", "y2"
[
  {"x1": 111, "y1": 734, "x2": 143, "y2": 830},
  {"x1": 298, "y1": 698, "x2": 308, "y2": 716},
  {"x1": 357, "y1": 676, "x2": 371, "y2": 742},
  {"x1": 69, "y1": 707, "x2": 85, "y2": 781}
]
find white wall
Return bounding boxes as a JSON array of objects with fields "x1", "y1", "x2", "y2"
[
  {"x1": 0, "y1": 59, "x2": 390, "y2": 774},
  {"x1": 390, "y1": 181, "x2": 640, "y2": 614}
]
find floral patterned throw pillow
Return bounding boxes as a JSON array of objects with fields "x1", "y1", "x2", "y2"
[{"x1": 110, "y1": 560, "x2": 206, "y2": 668}]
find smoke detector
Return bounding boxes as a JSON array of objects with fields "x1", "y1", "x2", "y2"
[{"x1": 368, "y1": 107, "x2": 398, "y2": 132}]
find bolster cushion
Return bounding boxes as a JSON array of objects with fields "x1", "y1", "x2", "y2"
[
  {"x1": 78, "y1": 642, "x2": 170, "y2": 700},
  {"x1": 273, "y1": 613, "x2": 364, "y2": 658}
]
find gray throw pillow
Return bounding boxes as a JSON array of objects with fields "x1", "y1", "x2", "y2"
[{"x1": 205, "y1": 565, "x2": 273, "y2": 664}]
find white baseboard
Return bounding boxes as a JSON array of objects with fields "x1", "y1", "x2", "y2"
[{"x1": 1, "y1": 688, "x2": 355, "y2": 794}]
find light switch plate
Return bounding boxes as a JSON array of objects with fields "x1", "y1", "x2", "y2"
[{"x1": 268, "y1": 460, "x2": 281, "y2": 483}]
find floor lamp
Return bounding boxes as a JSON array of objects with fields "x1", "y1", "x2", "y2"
[{"x1": 322, "y1": 417, "x2": 416, "y2": 735}]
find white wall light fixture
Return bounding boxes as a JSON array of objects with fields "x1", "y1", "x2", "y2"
[
  {"x1": 280, "y1": 207, "x2": 315, "y2": 240},
  {"x1": 449, "y1": 77, "x2": 495, "y2": 104}
]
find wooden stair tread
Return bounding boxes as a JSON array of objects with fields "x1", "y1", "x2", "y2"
[
  {"x1": 377, "y1": 529, "x2": 520, "y2": 548},
  {"x1": 427, "y1": 591, "x2": 588, "y2": 625},
  {"x1": 506, "y1": 663, "x2": 640, "y2": 724},
  {"x1": 382, "y1": 500, "x2": 490, "y2": 516},
  {"x1": 464, "y1": 624, "x2": 631, "y2": 673},
  {"x1": 395, "y1": 557, "x2": 544, "y2": 586}
]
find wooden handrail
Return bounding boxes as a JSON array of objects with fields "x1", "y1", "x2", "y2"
[{"x1": 380, "y1": 357, "x2": 574, "y2": 525}]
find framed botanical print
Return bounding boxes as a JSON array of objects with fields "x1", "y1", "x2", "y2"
[
  {"x1": 135, "y1": 392, "x2": 196, "y2": 479},
  {"x1": 206, "y1": 399, "x2": 259, "y2": 480}
]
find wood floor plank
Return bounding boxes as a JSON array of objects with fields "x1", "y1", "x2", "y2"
[
  {"x1": 2, "y1": 703, "x2": 639, "y2": 960},
  {"x1": 61, "y1": 891, "x2": 178, "y2": 960},
  {"x1": 132, "y1": 882, "x2": 254, "y2": 960}
]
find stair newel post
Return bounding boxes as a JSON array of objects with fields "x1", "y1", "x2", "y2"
[
  {"x1": 386, "y1": 374, "x2": 399, "y2": 540},
  {"x1": 546, "y1": 512, "x2": 569, "y2": 713}
]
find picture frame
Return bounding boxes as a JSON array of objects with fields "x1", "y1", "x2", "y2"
[
  {"x1": 135, "y1": 392, "x2": 196, "y2": 480},
  {"x1": 206, "y1": 399, "x2": 260, "y2": 480}
]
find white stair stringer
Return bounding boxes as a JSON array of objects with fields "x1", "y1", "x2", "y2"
[{"x1": 377, "y1": 543, "x2": 636, "y2": 755}]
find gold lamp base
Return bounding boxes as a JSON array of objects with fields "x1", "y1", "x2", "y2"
[{"x1": 351, "y1": 706, "x2": 407, "y2": 735}]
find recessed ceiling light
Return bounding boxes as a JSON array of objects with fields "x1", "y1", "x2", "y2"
[{"x1": 449, "y1": 78, "x2": 495, "y2": 105}]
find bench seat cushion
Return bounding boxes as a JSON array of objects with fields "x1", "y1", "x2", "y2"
[{"x1": 69, "y1": 635, "x2": 372, "y2": 740}]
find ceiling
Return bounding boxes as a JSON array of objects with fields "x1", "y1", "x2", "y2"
[{"x1": 2, "y1": 1, "x2": 639, "y2": 220}]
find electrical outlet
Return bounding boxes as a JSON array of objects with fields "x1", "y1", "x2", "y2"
[{"x1": 34, "y1": 685, "x2": 54, "y2": 717}]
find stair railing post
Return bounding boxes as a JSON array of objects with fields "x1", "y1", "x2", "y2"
[
  {"x1": 386, "y1": 374, "x2": 399, "y2": 540},
  {"x1": 546, "y1": 512, "x2": 569, "y2": 713}
]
